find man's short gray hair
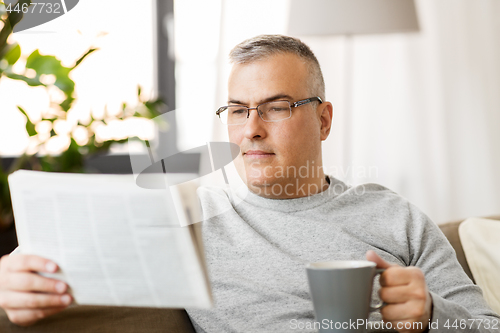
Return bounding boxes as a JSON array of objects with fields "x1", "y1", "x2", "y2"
[{"x1": 229, "y1": 34, "x2": 325, "y2": 101}]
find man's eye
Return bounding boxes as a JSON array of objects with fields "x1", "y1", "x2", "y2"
[
  {"x1": 231, "y1": 108, "x2": 247, "y2": 115},
  {"x1": 270, "y1": 107, "x2": 287, "y2": 112}
]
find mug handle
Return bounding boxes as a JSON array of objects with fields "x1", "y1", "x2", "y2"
[{"x1": 370, "y1": 268, "x2": 386, "y2": 312}]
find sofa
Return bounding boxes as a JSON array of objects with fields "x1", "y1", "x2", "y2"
[{"x1": 1, "y1": 217, "x2": 498, "y2": 332}]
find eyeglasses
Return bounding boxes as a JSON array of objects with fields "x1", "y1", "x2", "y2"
[{"x1": 216, "y1": 97, "x2": 323, "y2": 125}]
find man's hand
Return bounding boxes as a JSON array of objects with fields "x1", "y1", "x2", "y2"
[
  {"x1": 366, "y1": 250, "x2": 432, "y2": 333},
  {"x1": 0, "y1": 254, "x2": 72, "y2": 326}
]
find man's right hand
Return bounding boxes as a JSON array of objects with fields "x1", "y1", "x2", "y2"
[{"x1": 0, "y1": 254, "x2": 72, "y2": 326}]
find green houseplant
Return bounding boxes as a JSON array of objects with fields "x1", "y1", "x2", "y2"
[{"x1": 0, "y1": 0, "x2": 166, "y2": 230}]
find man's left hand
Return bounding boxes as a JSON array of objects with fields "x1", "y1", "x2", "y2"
[{"x1": 366, "y1": 250, "x2": 433, "y2": 333}]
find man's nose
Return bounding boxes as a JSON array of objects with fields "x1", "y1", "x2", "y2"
[{"x1": 243, "y1": 108, "x2": 266, "y2": 140}]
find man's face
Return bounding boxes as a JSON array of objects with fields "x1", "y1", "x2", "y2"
[{"x1": 227, "y1": 53, "x2": 332, "y2": 196}]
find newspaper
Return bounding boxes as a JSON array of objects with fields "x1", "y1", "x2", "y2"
[{"x1": 8, "y1": 170, "x2": 212, "y2": 309}]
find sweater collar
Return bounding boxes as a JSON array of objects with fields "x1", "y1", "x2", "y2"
[{"x1": 233, "y1": 175, "x2": 350, "y2": 213}]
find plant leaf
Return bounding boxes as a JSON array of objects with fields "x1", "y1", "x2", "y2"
[
  {"x1": 53, "y1": 68, "x2": 74, "y2": 94},
  {"x1": 72, "y1": 48, "x2": 98, "y2": 69},
  {"x1": 144, "y1": 99, "x2": 165, "y2": 117},
  {"x1": 59, "y1": 95, "x2": 75, "y2": 111},
  {"x1": 17, "y1": 106, "x2": 37, "y2": 136},
  {"x1": 26, "y1": 49, "x2": 75, "y2": 94},
  {"x1": 3, "y1": 43, "x2": 20, "y2": 65},
  {"x1": 0, "y1": 3, "x2": 7, "y2": 17},
  {"x1": 4, "y1": 71, "x2": 44, "y2": 86}
]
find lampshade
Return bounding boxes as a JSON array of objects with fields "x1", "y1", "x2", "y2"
[{"x1": 288, "y1": 0, "x2": 419, "y2": 36}]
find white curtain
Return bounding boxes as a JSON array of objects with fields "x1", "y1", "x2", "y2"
[{"x1": 176, "y1": 0, "x2": 500, "y2": 224}]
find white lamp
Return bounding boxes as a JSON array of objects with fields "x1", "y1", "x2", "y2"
[{"x1": 288, "y1": 0, "x2": 419, "y2": 36}]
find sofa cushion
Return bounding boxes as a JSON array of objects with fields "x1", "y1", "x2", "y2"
[
  {"x1": 0, "y1": 306, "x2": 196, "y2": 333},
  {"x1": 459, "y1": 217, "x2": 500, "y2": 315}
]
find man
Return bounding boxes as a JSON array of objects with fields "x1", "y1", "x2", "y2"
[
  {"x1": 184, "y1": 35, "x2": 499, "y2": 332},
  {"x1": 0, "y1": 35, "x2": 499, "y2": 332}
]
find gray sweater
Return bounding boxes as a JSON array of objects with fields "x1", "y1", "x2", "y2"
[{"x1": 187, "y1": 176, "x2": 500, "y2": 333}]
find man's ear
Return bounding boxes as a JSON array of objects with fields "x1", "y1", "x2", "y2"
[{"x1": 318, "y1": 102, "x2": 333, "y2": 141}]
